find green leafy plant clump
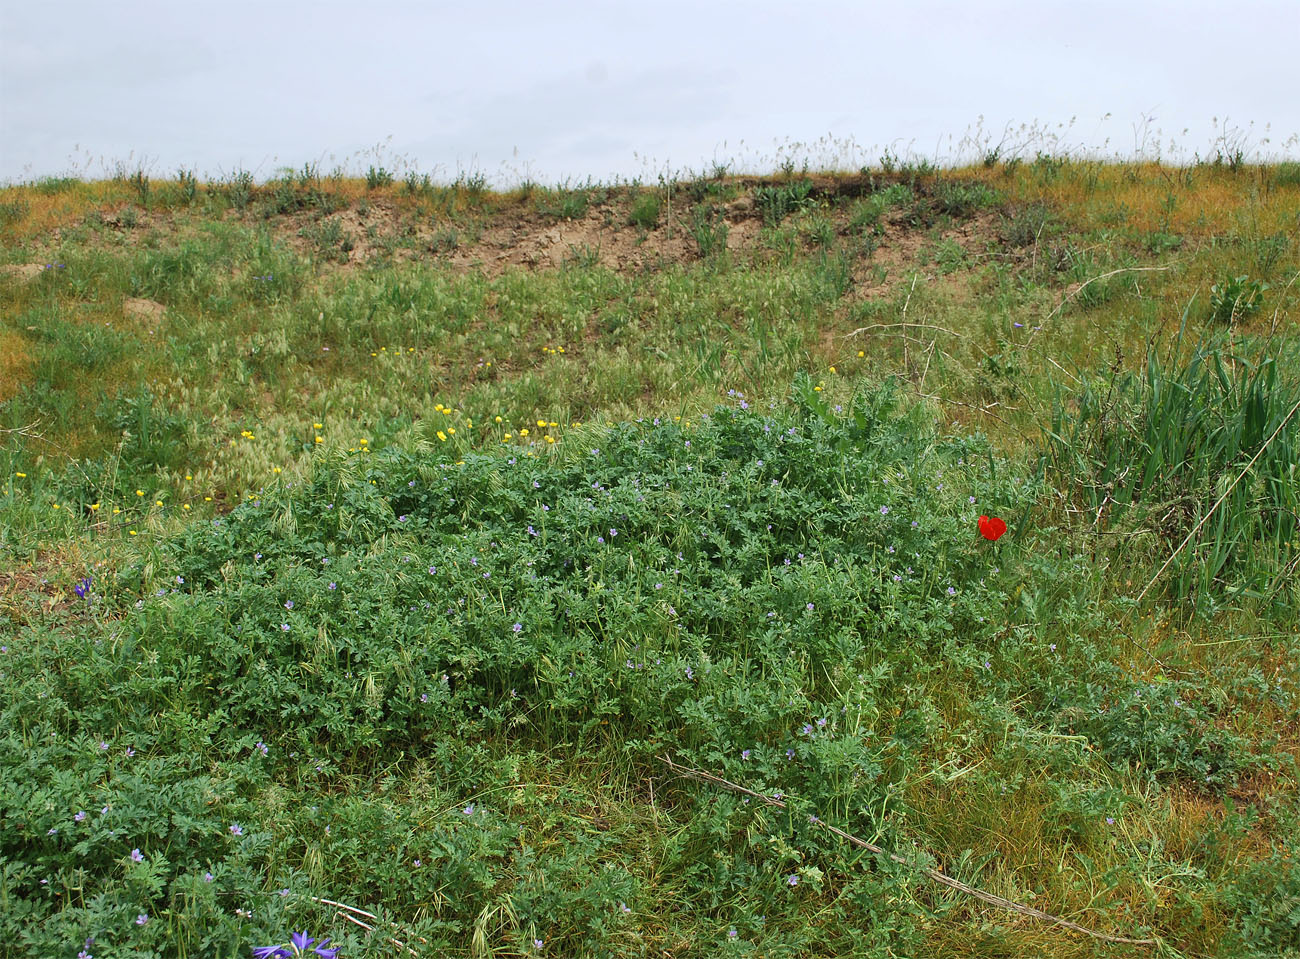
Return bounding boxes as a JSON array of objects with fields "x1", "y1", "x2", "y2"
[{"x1": 0, "y1": 382, "x2": 1045, "y2": 956}]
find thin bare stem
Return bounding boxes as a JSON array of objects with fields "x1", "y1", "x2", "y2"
[
  {"x1": 1026, "y1": 266, "x2": 1172, "y2": 346},
  {"x1": 1135, "y1": 392, "x2": 1300, "y2": 604},
  {"x1": 842, "y1": 321, "x2": 964, "y2": 339},
  {"x1": 309, "y1": 896, "x2": 422, "y2": 956},
  {"x1": 659, "y1": 756, "x2": 1156, "y2": 946}
]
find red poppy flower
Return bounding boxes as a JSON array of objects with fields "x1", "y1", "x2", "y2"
[{"x1": 978, "y1": 515, "x2": 1007, "y2": 541}]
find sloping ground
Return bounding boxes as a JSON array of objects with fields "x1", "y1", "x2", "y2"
[
  {"x1": 4, "y1": 173, "x2": 1011, "y2": 283},
  {"x1": 0, "y1": 164, "x2": 1298, "y2": 957}
]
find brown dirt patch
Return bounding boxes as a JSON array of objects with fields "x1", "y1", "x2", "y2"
[
  {"x1": 0, "y1": 263, "x2": 47, "y2": 283},
  {"x1": 19, "y1": 175, "x2": 1011, "y2": 295},
  {"x1": 124, "y1": 297, "x2": 166, "y2": 320}
]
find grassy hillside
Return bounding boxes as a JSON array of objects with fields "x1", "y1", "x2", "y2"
[{"x1": 1, "y1": 157, "x2": 1298, "y2": 958}]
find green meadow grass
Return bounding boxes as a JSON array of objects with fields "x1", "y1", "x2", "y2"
[{"x1": 1, "y1": 159, "x2": 1298, "y2": 957}]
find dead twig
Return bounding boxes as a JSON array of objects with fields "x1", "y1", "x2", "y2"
[
  {"x1": 0, "y1": 420, "x2": 44, "y2": 437},
  {"x1": 842, "y1": 321, "x2": 965, "y2": 340},
  {"x1": 659, "y1": 756, "x2": 1156, "y2": 947},
  {"x1": 309, "y1": 896, "x2": 423, "y2": 956},
  {"x1": 1027, "y1": 266, "x2": 1172, "y2": 347},
  {"x1": 1135, "y1": 392, "x2": 1300, "y2": 605}
]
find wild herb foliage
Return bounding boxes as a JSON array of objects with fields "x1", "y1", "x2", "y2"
[
  {"x1": 6, "y1": 382, "x2": 1288, "y2": 956},
  {"x1": 0, "y1": 390, "x2": 975, "y2": 948}
]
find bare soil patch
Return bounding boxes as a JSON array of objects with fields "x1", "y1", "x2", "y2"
[
  {"x1": 0, "y1": 263, "x2": 47, "y2": 283},
  {"x1": 123, "y1": 297, "x2": 166, "y2": 320}
]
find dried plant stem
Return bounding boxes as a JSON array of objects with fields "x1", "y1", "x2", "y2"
[
  {"x1": 1027, "y1": 266, "x2": 1171, "y2": 345},
  {"x1": 1135, "y1": 391, "x2": 1300, "y2": 604},
  {"x1": 842, "y1": 321, "x2": 964, "y2": 339},
  {"x1": 659, "y1": 756, "x2": 1156, "y2": 947},
  {"x1": 310, "y1": 896, "x2": 422, "y2": 956}
]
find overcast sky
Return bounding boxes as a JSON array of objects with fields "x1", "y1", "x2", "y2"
[{"x1": 3, "y1": 0, "x2": 1298, "y2": 186}]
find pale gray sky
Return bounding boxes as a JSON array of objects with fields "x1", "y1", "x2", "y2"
[{"x1": 3, "y1": 0, "x2": 1298, "y2": 185}]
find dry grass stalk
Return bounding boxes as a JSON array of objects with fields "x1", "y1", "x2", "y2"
[{"x1": 659, "y1": 755, "x2": 1157, "y2": 947}]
